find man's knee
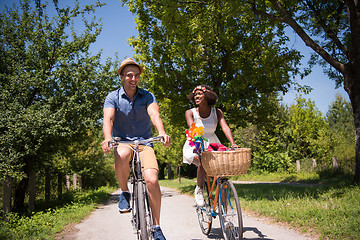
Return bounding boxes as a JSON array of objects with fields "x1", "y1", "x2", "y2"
[
  {"x1": 115, "y1": 147, "x2": 132, "y2": 164},
  {"x1": 144, "y1": 169, "x2": 159, "y2": 187}
]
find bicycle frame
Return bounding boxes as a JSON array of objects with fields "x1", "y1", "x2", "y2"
[
  {"x1": 195, "y1": 139, "x2": 243, "y2": 239},
  {"x1": 196, "y1": 140, "x2": 220, "y2": 217},
  {"x1": 109, "y1": 136, "x2": 163, "y2": 240},
  {"x1": 204, "y1": 175, "x2": 221, "y2": 217},
  {"x1": 111, "y1": 136, "x2": 163, "y2": 181}
]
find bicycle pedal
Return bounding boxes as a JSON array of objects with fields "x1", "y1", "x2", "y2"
[
  {"x1": 224, "y1": 221, "x2": 234, "y2": 230},
  {"x1": 130, "y1": 219, "x2": 137, "y2": 231}
]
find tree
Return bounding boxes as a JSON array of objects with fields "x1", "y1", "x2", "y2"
[
  {"x1": 153, "y1": 99, "x2": 188, "y2": 179},
  {"x1": 122, "y1": 0, "x2": 304, "y2": 128},
  {"x1": 327, "y1": 94, "x2": 355, "y2": 171},
  {"x1": 288, "y1": 96, "x2": 333, "y2": 161},
  {"x1": 249, "y1": 0, "x2": 360, "y2": 183},
  {"x1": 0, "y1": 0, "x2": 117, "y2": 211},
  {"x1": 327, "y1": 94, "x2": 354, "y2": 138}
]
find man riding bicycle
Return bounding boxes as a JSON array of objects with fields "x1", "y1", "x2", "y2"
[{"x1": 101, "y1": 58, "x2": 171, "y2": 240}]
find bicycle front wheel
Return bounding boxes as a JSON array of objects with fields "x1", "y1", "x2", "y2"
[
  {"x1": 218, "y1": 179, "x2": 243, "y2": 240},
  {"x1": 137, "y1": 180, "x2": 152, "y2": 239},
  {"x1": 196, "y1": 178, "x2": 212, "y2": 235}
]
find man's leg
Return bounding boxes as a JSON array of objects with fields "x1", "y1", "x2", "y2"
[
  {"x1": 114, "y1": 146, "x2": 132, "y2": 191},
  {"x1": 115, "y1": 146, "x2": 133, "y2": 213},
  {"x1": 143, "y1": 168, "x2": 161, "y2": 225}
]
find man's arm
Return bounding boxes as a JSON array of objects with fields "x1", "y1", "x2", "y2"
[
  {"x1": 147, "y1": 102, "x2": 171, "y2": 147},
  {"x1": 101, "y1": 107, "x2": 115, "y2": 154}
]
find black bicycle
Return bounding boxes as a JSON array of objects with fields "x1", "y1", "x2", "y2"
[{"x1": 109, "y1": 136, "x2": 163, "y2": 240}]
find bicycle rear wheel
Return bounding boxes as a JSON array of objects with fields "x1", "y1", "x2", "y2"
[
  {"x1": 196, "y1": 179, "x2": 212, "y2": 235},
  {"x1": 218, "y1": 179, "x2": 243, "y2": 240},
  {"x1": 137, "y1": 180, "x2": 152, "y2": 240}
]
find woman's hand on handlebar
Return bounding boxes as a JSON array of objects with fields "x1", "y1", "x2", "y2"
[{"x1": 231, "y1": 143, "x2": 239, "y2": 150}]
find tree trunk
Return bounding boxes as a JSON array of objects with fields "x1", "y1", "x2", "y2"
[
  {"x1": 167, "y1": 164, "x2": 173, "y2": 179},
  {"x1": 57, "y1": 171, "x2": 63, "y2": 200},
  {"x1": 3, "y1": 175, "x2": 12, "y2": 215},
  {"x1": 13, "y1": 156, "x2": 33, "y2": 211},
  {"x1": 45, "y1": 169, "x2": 51, "y2": 201},
  {"x1": 178, "y1": 165, "x2": 181, "y2": 183},
  {"x1": 28, "y1": 169, "x2": 36, "y2": 212},
  {"x1": 158, "y1": 162, "x2": 166, "y2": 180},
  {"x1": 353, "y1": 120, "x2": 360, "y2": 184},
  {"x1": 344, "y1": 66, "x2": 360, "y2": 185}
]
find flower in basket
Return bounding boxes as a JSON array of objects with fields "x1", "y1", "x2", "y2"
[{"x1": 185, "y1": 123, "x2": 208, "y2": 151}]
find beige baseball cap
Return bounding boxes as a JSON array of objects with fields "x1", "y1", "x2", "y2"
[{"x1": 117, "y1": 58, "x2": 144, "y2": 76}]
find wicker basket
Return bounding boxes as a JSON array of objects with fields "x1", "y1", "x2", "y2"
[{"x1": 201, "y1": 148, "x2": 251, "y2": 177}]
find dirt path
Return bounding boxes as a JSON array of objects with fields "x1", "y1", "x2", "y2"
[{"x1": 57, "y1": 186, "x2": 316, "y2": 240}]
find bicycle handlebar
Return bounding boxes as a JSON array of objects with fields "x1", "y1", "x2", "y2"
[{"x1": 108, "y1": 136, "x2": 164, "y2": 149}]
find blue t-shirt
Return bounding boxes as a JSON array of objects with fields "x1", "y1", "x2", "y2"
[{"x1": 103, "y1": 87, "x2": 156, "y2": 142}]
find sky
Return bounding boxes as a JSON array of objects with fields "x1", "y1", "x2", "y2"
[{"x1": 1, "y1": 0, "x2": 350, "y2": 115}]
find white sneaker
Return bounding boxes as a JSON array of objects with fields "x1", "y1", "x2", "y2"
[{"x1": 194, "y1": 186, "x2": 205, "y2": 207}]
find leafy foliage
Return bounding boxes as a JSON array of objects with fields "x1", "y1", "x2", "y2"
[
  {"x1": 153, "y1": 99, "x2": 187, "y2": 177},
  {"x1": 0, "y1": 0, "x2": 119, "y2": 210},
  {"x1": 247, "y1": 96, "x2": 345, "y2": 173},
  {"x1": 287, "y1": 96, "x2": 334, "y2": 161},
  {"x1": 122, "y1": 0, "x2": 304, "y2": 127},
  {"x1": 248, "y1": 0, "x2": 360, "y2": 184},
  {"x1": 326, "y1": 94, "x2": 355, "y2": 171},
  {"x1": 251, "y1": 102, "x2": 293, "y2": 172}
]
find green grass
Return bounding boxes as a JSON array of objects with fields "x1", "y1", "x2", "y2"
[
  {"x1": 0, "y1": 186, "x2": 117, "y2": 240},
  {"x1": 160, "y1": 174, "x2": 360, "y2": 240}
]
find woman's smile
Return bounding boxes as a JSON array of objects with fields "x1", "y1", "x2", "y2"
[{"x1": 194, "y1": 90, "x2": 205, "y2": 105}]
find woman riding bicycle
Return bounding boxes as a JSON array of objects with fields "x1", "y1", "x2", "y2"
[{"x1": 182, "y1": 84, "x2": 238, "y2": 207}]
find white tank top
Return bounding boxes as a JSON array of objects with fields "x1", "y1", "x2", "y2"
[{"x1": 191, "y1": 107, "x2": 220, "y2": 144}]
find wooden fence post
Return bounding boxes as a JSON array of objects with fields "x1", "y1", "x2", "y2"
[
  {"x1": 296, "y1": 160, "x2": 301, "y2": 172},
  {"x1": 78, "y1": 176, "x2": 82, "y2": 190},
  {"x1": 333, "y1": 157, "x2": 339, "y2": 171},
  {"x1": 73, "y1": 173, "x2": 77, "y2": 190},
  {"x1": 66, "y1": 174, "x2": 70, "y2": 190},
  {"x1": 312, "y1": 158, "x2": 317, "y2": 171}
]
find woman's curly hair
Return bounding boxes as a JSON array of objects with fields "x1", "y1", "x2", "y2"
[{"x1": 187, "y1": 84, "x2": 218, "y2": 106}]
